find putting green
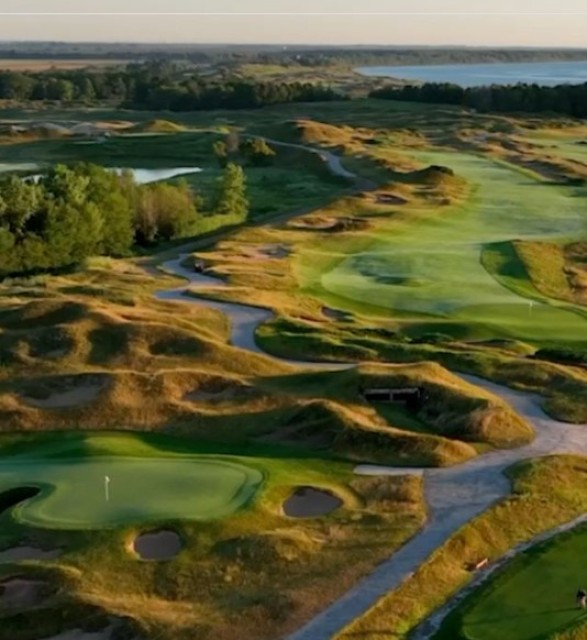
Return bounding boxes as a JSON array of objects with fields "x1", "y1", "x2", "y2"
[
  {"x1": 0, "y1": 434, "x2": 263, "y2": 529},
  {"x1": 301, "y1": 151, "x2": 587, "y2": 344},
  {"x1": 440, "y1": 527, "x2": 587, "y2": 640}
]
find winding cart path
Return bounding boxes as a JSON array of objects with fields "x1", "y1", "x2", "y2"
[{"x1": 153, "y1": 146, "x2": 587, "y2": 640}]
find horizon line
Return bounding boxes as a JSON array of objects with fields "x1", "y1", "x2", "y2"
[{"x1": 3, "y1": 11, "x2": 587, "y2": 16}]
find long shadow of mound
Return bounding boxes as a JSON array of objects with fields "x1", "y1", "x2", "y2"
[{"x1": 0, "y1": 487, "x2": 40, "y2": 516}]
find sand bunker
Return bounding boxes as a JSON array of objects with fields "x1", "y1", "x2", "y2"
[
  {"x1": 260, "y1": 244, "x2": 290, "y2": 259},
  {"x1": 289, "y1": 216, "x2": 338, "y2": 231},
  {"x1": 376, "y1": 193, "x2": 408, "y2": 205},
  {"x1": 290, "y1": 217, "x2": 367, "y2": 233},
  {"x1": 42, "y1": 628, "x2": 114, "y2": 640},
  {"x1": 0, "y1": 577, "x2": 47, "y2": 608},
  {"x1": 183, "y1": 381, "x2": 255, "y2": 403},
  {"x1": 22, "y1": 374, "x2": 109, "y2": 409},
  {"x1": 245, "y1": 244, "x2": 291, "y2": 260},
  {"x1": 132, "y1": 530, "x2": 182, "y2": 561},
  {"x1": 0, "y1": 486, "x2": 40, "y2": 516},
  {"x1": 0, "y1": 546, "x2": 62, "y2": 563},
  {"x1": 322, "y1": 306, "x2": 352, "y2": 322},
  {"x1": 283, "y1": 487, "x2": 343, "y2": 518}
]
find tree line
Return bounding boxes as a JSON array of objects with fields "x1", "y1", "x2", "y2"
[
  {"x1": 370, "y1": 81, "x2": 587, "y2": 118},
  {"x1": 0, "y1": 162, "x2": 248, "y2": 277},
  {"x1": 2, "y1": 41, "x2": 587, "y2": 67},
  {"x1": 0, "y1": 63, "x2": 342, "y2": 109}
]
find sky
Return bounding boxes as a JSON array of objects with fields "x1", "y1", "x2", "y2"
[{"x1": 1, "y1": 0, "x2": 586, "y2": 47}]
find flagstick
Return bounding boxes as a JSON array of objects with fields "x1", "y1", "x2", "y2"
[{"x1": 105, "y1": 475, "x2": 110, "y2": 503}]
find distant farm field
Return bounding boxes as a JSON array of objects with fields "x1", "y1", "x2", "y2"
[{"x1": 0, "y1": 59, "x2": 125, "y2": 71}]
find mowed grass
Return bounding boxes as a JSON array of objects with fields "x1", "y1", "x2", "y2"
[
  {"x1": 302, "y1": 151, "x2": 587, "y2": 345},
  {"x1": 0, "y1": 433, "x2": 263, "y2": 529},
  {"x1": 447, "y1": 527, "x2": 587, "y2": 640}
]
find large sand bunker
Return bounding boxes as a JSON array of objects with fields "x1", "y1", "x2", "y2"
[
  {"x1": 43, "y1": 627, "x2": 114, "y2": 640},
  {"x1": 0, "y1": 486, "x2": 40, "y2": 516},
  {"x1": 0, "y1": 577, "x2": 47, "y2": 607},
  {"x1": 283, "y1": 487, "x2": 343, "y2": 518},
  {"x1": 22, "y1": 374, "x2": 109, "y2": 409},
  {"x1": 132, "y1": 530, "x2": 182, "y2": 561},
  {"x1": 0, "y1": 546, "x2": 62, "y2": 563}
]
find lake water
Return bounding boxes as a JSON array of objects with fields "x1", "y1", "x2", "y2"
[
  {"x1": 114, "y1": 167, "x2": 202, "y2": 184},
  {"x1": 0, "y1": 166, "x2": 202, "y2": 185},
  {"x1": 357, "y1": 60, "x2": 587, "y2": 88}
]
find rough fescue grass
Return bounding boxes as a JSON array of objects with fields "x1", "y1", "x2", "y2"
[
  {"x1": 261, "y1": 362, "x2": 533, "y2": 459},
  {"x1": 336, "y1": 455, "x2": 587, "y2": 640},
  {"x1": 0, "y1": 258, "x2": 532, "y2": 468},
  {"x1": 506, "y1": 240, "x2": 587, "y2": 307},
  {"x1": 0, "y1": 431, "x2": 426, "y2": 640}
]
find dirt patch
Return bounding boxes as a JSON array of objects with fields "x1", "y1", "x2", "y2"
[
  {"x1": 0, "y1": 546, "x2": 62, "y2": 563},
  {"x1": 0, "y1": 577, "x2": 48, "y2": 607},
  {"x1": 21, "y1": 374, "x2": 109, "y2": 409},
  {"x1": 283, "y1": 487, "x2": 343, "y2": 518},
  {"x1": 132, "y1": 530, "x2": 182, "y2": 561}
]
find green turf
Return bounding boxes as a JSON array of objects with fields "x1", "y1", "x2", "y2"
[
  {"x1": 0, "y1": 433, "x2": 263, "y2": 529},
  {"x1": 441, "y1": 527, "x2": 587, "y2": 640},
  {"x1": 298, "y1": 151, "x2": 587, "y2": 345}
]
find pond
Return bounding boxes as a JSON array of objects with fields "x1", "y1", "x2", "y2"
[{"x1": 0, "y1": 165, "x2": 202, "y2": 185}]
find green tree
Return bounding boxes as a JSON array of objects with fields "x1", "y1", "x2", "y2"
[
  {"x1": 214, "y1": 163, "x2": 249, "y2": 218},
  {"x1": 212, "y1": 140, "x2": 228, "y2": 168},
  {"x1": 76, "y1": 164, "x2": 134, "y2": 256},
  {"x1": 0, "y1": 175, "x2": 41, "y2": 234},
  {"x1": 240, "y1": 138, "x2": 276, "y2": 166},
  {"x1": 135, "y1": 180, "x2": 198, "y2": 244}
]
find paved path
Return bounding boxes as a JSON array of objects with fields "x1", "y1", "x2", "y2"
[{"x1": 152, "y1": 149, "x2": 587, "y2": 640}]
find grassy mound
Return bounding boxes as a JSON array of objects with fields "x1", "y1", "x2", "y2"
[
  {"x1": 262, "y1": 362, "x2": 532, "y2": 466},
  {"x1": 129, "y1": 119, "x2": 186, "y2": 134}
]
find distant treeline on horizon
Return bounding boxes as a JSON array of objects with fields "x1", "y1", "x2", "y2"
[
  {"x1": 2, "y1": 59, "x2": 587, "y2": 118},
  {"x1": 370, "y1": 81, "x2": 587, "y2": 118},
  {"x1": 1, "y1": 42, "x2": 587, "y2": 67}
]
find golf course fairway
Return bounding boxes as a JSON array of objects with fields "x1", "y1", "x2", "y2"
[
  {"x1": 437, "y1": 527, "x2": 587, "y2": 640},
  {"x1": 0, "y1": 433, "x2": 263, "y2": 529},
  {"x1": 306, "y1": 151, "x2": 587, "y2": 344}
]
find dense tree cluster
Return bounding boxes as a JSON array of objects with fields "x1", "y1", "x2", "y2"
[
  {"x1": 0, "y1": 162, "x2": 248, "y2": 276},
  {"x1": 0, "y1": 64, "x2": 341, "y2": 110},
  {"x1": 370, "y1": 81, "x2": 587, "y2": 118}
]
